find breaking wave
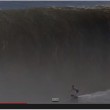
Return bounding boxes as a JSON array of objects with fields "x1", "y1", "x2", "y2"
[{"x1": 0, "y1": 7, "x2": 110, "y2": 103}]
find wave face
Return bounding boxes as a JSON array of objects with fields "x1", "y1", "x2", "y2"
[{"x1": 0, "y1": 8, "x2": 110, "y2": 103}]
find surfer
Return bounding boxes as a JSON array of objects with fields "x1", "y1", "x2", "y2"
[{"x1": 70, "y1": 85, "x2": 79, "y2": 98}]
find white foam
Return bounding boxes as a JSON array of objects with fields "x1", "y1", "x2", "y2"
[{"x1": 78, "y1": 89, "x2": 110, "y2": 103}]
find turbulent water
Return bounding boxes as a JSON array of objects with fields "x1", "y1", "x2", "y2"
[
  {"x1": 78, "y1": 89, "x2": 110, "y2": 104},
  {"x1": 0, "y1": 7, "x2": 110, "y2": 103},
  {"x1": 57, "y1": 89, "x2": 110, "y2": 104}
]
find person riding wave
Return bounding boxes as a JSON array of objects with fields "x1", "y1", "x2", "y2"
[{"x1": 70, "y1": 85, "x2": 79, "y2": 98}]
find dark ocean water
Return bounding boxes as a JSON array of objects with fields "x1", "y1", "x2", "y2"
[
  {"x1": 0, "y1": 1, "x2": 110, "y2": 9},
  {"x1": 0, "y1": 2, "x2": 109, "y2": 104}
]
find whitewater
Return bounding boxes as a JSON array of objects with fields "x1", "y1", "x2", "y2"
[{"x1": 55, "y1": 89, "x2": 110, "y2": 104}]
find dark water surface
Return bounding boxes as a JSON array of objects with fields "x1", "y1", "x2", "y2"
[{"x1": 0, "y1": 5, "x2": 109, "y2": 103}]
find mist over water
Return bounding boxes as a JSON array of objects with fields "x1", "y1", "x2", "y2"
[{"x1": 0, "y1": 7, "x2": 109, "y2": 103}]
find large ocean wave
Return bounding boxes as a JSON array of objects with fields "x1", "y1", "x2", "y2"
[{"x1": 0, "y1": 7, "x2": 109, "y2": 103}]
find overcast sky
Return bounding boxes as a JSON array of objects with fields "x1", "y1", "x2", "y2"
[{"x1": 0, "y1": 0, "x2": 110, "y2": 1}]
